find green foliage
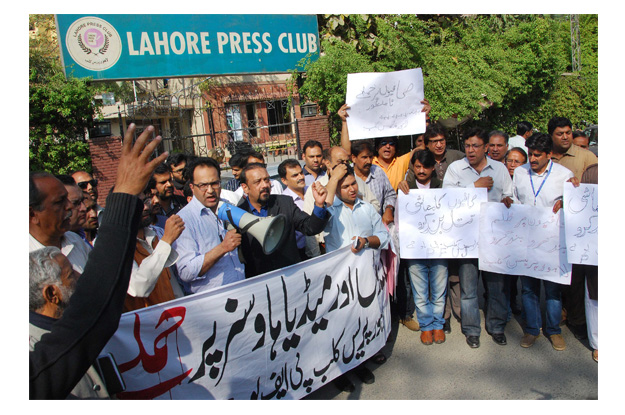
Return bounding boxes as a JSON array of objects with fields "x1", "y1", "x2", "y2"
[
  {"x1": 299, "y1": 14, "x2": 598, "y2": 138},
  {"x1": 297, "y1": 40, "x2": 374, "y2": 144},
  {"x1": 29, "y1": 14, "x2": 99, "y2": 174}
]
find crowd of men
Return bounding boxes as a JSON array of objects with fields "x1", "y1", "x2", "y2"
[{"x1": 29, "y1": 109, "x2": 598, "y2": 398}]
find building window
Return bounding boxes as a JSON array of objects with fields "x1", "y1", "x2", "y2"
[
  {"x1": 226, "y1": 103, "x2": 243, "y2": 141},
  {"x1": 246, "y1": 102, "x2": 258, "y2": 138},
  {"x1": 267, "y1": 99, "x2": 292, "y2": 136}
]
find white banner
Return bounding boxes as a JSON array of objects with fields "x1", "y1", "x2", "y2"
[
  {"x1": 346, "y1": 68, "x2": 425, "y2": 140},
  {"x1": 397, "y1": 188, "x2": 488, "y2": 259},
  {"x1": 563, "y1": 183, "x2": 598, "y2": 266},
  {"x1": 478, "y1": 203, "x2": 571, "y2": 284},
  {"x1": 102, "y1": 247, "x2": 390, "y2": 400}
]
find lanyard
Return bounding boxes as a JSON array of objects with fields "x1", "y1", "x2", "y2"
[{"x1": 529, "y1": 161, "x2": 553, "y2": 205}]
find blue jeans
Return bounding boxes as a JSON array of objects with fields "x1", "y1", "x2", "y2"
[
  {"x1": 407, "y1": 259, "x2": 448, "y2": 331},
  {"x1": 458, "y1": 260, "x2": 509, "y2": 337},
  {"x1": 521, "y1": 276, "x2": 562, "y2": 336}
]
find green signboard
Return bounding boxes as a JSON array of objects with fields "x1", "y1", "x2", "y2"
[{"x1": 55, "y1": 14, "x2": 320, "y2": 80}]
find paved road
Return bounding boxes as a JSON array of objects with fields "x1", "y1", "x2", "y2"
[{"x1": 304, "y1": 307, "x2": 598, "y2": 400}]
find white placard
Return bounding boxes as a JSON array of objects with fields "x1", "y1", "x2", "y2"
[
  {"x1": 397, "y1": 188, "x2": 487, "y2": 259},
  {"x1": 102, "y1": 247, "x2": 390, "y2": 400},
  {"x1": 346, "y1": 68, "x2": 425, "y2": 140},
  {"x1": 478, "y1": 202, "x2": 571, "y2": 284},
  {"x1": 563, "y1": 183, "x2": 598, "y2": 266}
]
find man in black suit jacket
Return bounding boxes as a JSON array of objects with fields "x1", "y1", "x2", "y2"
[{"x1": 237, "y1": 163, "x2": 330, "y2": 278}]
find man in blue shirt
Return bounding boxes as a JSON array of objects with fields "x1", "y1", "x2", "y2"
[{"x1": 174, "y1": 157, "x2": 245, "y2": 294}]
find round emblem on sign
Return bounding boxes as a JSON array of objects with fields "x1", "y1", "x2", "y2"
[{"x1": 65, "y1": 16, "x2": 122, "y2": 72}]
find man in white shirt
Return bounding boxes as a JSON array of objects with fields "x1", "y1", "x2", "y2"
[
  {"x1": 507, "y1": 133, "x2": 576, "y2": 352},
  {"x1": 508, "y1": 121, "x2": 533, "y2": 155},
  {"x1": 29, "y1": 172, "x2": 92, "y2": 273},
  {"x1": 124, "y1": 193, "x2": 185, "y2": 311},
  {"x1": 443, "y1": 128, "x2": 513, "y2": 349}
]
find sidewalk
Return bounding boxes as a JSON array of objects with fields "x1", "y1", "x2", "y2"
[{"x1": 305, "y1": 310, "x2": 598, "y2": 400}]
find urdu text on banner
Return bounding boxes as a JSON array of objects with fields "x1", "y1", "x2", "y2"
[
  {"x1": 478, "y1": 202, "x2": 572, "y2": 285},
  {"x1": 101, "y1": 246, "x2": 390, "y2": 400},
  {"x1": 397, "y1": 188, "x2": 487, "y2": 259},
  {"x1": 563, "y1": 182, "x2": 598, "y2": 266},
  {"x1": 345, "y1": 68, "x2": 426, "y2": 140}
]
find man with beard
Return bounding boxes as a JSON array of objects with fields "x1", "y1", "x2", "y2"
[
  {"x1": 166, "y1": 153, "x2": 188, "y2": 197},
  {"x1": 29, "y1": 247, "x2": 109, "y2": 398},
  {"x1": 237, "y1": 163, "x2": 330, "y2": 278},
  {"x1": 152, "y1": 163, "x2": 187, "y2": 228},
  {"x1": 350, "y1": 140, "x2": 396, "y2": 225},
  {"x1": 29, "y1": 172, "x2": 91, "y2": 272},
  {"x1": 82, "y1": 196, "x2": 99, "y2": 247},
  {"x1": 124, "y1": 193, "x2": 185, "y2": 311}
]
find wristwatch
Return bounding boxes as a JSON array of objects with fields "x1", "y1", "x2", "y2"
[{"x1": 363, "y1": 237, "x2": 370, "y2": 249}]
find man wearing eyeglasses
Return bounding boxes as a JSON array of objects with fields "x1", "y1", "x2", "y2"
[
  {"x1": 173, "y1": 157, "x2": 245, "y2": 293},
  {"x1": 29, "y1": 173, "x2": 92, "y2": 273},
  {"x1": 443, "y1": 128, "x2": 513, "y2": 349}
]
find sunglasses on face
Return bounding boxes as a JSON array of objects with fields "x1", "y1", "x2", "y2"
[
  {"x1": 380, "y1": 141, "x2": 396, "y2": 147},
  {"x1": 77, "y1": 179, "x2": 98, "y2": 189}
]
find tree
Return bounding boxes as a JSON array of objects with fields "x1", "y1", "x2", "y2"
[
  {"x1": 296, "y1": 14, "x2": 598, "y2": 142},
  {"x1": 29, "y1": 14, "x2": 100, "y2": 174}
]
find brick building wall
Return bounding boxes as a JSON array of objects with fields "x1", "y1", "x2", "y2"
[
  {"x1": 89, "y1": 135, "x2": 123, "y2": 207},
  {"x1": 296, "y1": 115, "x2": 331, "y2": 157}
]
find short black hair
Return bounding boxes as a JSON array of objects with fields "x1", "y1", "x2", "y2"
[
  {"x1": 547, "y1": 117, "x2": 572, "y2": 136},
  {"x1": 55, "y1": 174, "x2": 76, "y2": 186},
  {"x1": 525, "y1": 133, "x2": 553, "y2": 154},
  {"x1": 516, "y1": 121, "x2": 533, "y2": 136},
  {"x1": 228, "y1": 152, "x2": 249, "y2": 169},
  {"x1": 278, "y1": 159, "x2": 302, "y2": 179},
  {"x1": 245, "y1": 151, "x2": 265, "y2": 165},
  {"x1": 488, "y1": 130, "x2": 509, "y2": 145},
  {"x1": 183, "y1": 181, "x2": 193, "y2": 199},
  {"x1": 336, "y1": 164, "x2": 355, "y2": 188},
  {"x1": 166, "y1": 152, "x2": 187, "y2": 167},
  {"x1": 506, "y1": 147, "x2": 528, "y2": 163},
  {"x1": 239, "y1": 162, "x2": 267, "y2": 185},
  {"x1": 153, "y1": 162, "x2": 171, "y2": 176},
  {"x1": 410, "y1": 149, "x2": 436, "y2": 168},
  {"x1": 423, "y1": 123, "x2": 448, "y2": 145},
  {"x1": 463, "y1": 127, "x2": 489, "y2": 144},
  {"x1": 303, "y1": 140, "x2": 323, "y2": 153},
  {"x1": 572, "y1": 130, "x2": 588, "y2": 139},
  {"x1": 350, "y1": 139, "x2": 375, "y2": 157},
  {"x1": 186, "y1": 157, "x2": 222, "y2": 183}
]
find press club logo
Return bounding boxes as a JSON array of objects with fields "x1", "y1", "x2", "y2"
[{"x1": 65, "y1": 16, "x2": 122, "y2": 71}]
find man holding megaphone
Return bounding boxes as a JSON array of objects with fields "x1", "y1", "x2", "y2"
[
  {"x1": 174, "y1": 157, "x2": 246, "y2": 294},
  {"x1": 237, "y1": 163, "x2": 330, "y2": 278}
]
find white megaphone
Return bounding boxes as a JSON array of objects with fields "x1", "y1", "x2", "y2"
[{"x1": 217, "y1": 201, "x2": 287, "y2": 255}]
